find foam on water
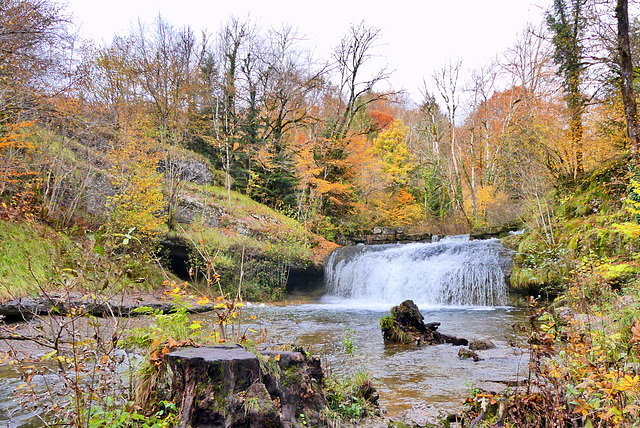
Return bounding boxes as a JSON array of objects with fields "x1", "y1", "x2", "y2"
[{"x1": 324, "y1": 239, "x2": 511, "y2": 307}]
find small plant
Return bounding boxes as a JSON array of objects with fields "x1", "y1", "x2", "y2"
[
  {"x1": 342, "y1": 325, "x2": 358, "y2": 358},
  {"x1": 380, "y1": 314, "x2": 412, "y2": 344},
  {"x1": 325, "y1": 370, "x2": 377, "y2": 423}
]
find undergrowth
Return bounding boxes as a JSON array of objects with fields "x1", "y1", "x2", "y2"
[{"x1": 465, "y1": 173, "x2": 640, "y2": 427}]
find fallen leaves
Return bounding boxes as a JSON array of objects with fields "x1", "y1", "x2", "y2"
[{"x1": 630, "y1": 319, "x2": 640, "y2": 345}]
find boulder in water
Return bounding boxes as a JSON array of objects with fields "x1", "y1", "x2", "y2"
[
  {"x1": 458, "y1": 347, "x2": 481, "y2": 361},
  {"x1": 469, "y1": 339, "x2": 496, "y2": 351},
  {"x1": 380, "y1": 300, "x2": 468, "y2": 346}
]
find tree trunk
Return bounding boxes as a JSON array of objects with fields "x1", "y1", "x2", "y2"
[{"x1": 616, "y1": 0, "x2": 640, "y2": 160}]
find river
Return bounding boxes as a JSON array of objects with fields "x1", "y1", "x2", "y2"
[{"x1": 1, "y1": 236, "x2": 529, "y2": 425}]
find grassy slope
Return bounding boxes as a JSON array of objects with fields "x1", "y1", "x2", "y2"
[
  {"x1": 0, "y1": 220, "x2": 75, "y2": 299},
  {"x1": 0, "y1": 183, "x2": 338, "y2": 301},
  {"x1": 170, "y1": 182, "x2": 338, "y2": 299}
]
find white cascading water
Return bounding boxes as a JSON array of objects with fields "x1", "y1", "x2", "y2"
[{"x1": 324, "y1": 237, "x2": 511, "y2": 307}]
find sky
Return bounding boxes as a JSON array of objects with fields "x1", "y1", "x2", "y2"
[{"x1": 63, "y1": 0, "x2": 553, "y2": 103}]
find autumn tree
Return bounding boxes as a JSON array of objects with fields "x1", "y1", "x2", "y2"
[
  {"x1": 247, "y1": 25, "x2": 326, "y2": 209},
  {"x1": 0, "y1": 0, "x2": 92, "y2": 223},
  {"x1": 93, "y1": 35, "x2": 142, "y2": 133},
  {"x1": 547, "y1": 0, "x2": 588, "y2": 177},
  {"x1": 369, "y1": 119, "x2": 414, "y2": 188},
  {"x1": 0, "y1": 0, "x2": 72, "y2": 122},
  {"x1": 615, "y1": 0, "x2": 640, "y2": 158},
  {"x1": 106, "y1": 136, "x2": 166, "y2": 238}
]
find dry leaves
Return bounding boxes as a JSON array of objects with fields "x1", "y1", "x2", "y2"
[{"x1": 631, "y1": 319, "x2": 640, "y2": 345}]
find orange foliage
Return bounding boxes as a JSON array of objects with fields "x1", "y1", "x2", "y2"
[
  {"x1": 0, "y1": 121, "x2": 39, "y2": 219},
  {"x1": 370, "y1": 110, "x2": 394, "y2": 131},
  {"x1": 389, "y1": 189, "x2": 422, "y2": 225},
  {"x1": 0, "y1": 121, "x2": 36, "y2": 193}
]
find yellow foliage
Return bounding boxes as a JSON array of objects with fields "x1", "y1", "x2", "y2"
[
  {"x1": 465, "y1": 185, "x2": 510, "y2": 223},
  {"x1": 369, "y1": 120, "x2": 414, "y2": 186},
  {"x1": 366, "y1": 189, "x2": 422, "y2": 226},
  {"x1": 313, "y1": 178, "x2": 350, "y2": 196},
  {"x1": 613, "y1": 178, "x2": 640, "y2": 239},
  {"x1": 106, "y1": 137, "x2": 165, "y2": 238}
]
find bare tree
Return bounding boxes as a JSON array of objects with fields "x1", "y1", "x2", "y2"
[
  {"x1": 433, "y1": 59, "x2": 463, "y2": 178},
  {"x1": 331, "y1": 21, "x2": 393, "y2": 139},
  {"x1": 258, "y1": 25, "x2": 326, "y2": 148},
  {"x1": 501, "y1": 23, "x2": 556, "y2": 99},
  {"x1": 0, "y1": 0, "x2": 74, "y2": 121}
]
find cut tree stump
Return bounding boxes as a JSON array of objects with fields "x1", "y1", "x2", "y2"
[{"x1": 152, "y1": 344, "x2": 329, "y2": 428}]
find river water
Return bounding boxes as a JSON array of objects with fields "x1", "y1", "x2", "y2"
[
  {"x1": 198, "y1": 237, "x2": 528, "y2": 415},
  {"x1": 1, "y1": 237, "x2": 529, "y2": 424},
  {"x1": 204, "y1": 299, "x2": 528, "y2": 416}
]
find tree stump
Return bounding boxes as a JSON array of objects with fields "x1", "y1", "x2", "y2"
[
  {"x1": 380, "y1": 300, "x2": 468, "y2": 346},
  {"x1": 153, "y1": 344, "x2": 329, "y2": 428}
]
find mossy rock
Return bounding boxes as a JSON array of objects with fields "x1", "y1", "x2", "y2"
[
  {"x1": 380, "y1": 315, "x2": 412, "y2": 344},
  {"x1": 509, "y1": 267, "x2": 566, "y2": 296},
  {"x1": 500, "y1": 232, "x2": 525, "y2": 251},
  {"x1": 599, "y1": 263, "x2": 640, "y2": 288}
]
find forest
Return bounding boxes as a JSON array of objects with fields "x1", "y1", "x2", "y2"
[
  {"x1": 1, "y1": 0, "x2": 640, "y2": 427},
  {"x1": 4, "y1": 0, "x2": 636, "y2": 239},
  {"x1": 1, "y1": 0, "x2": 638, "y2": 239}
]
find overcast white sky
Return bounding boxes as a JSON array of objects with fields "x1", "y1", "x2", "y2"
[{"x1": 64, "y1": 0, "x2": 552, "y2": 103}]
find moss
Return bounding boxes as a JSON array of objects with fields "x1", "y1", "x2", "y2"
[
  {"x1": 0, "y1": 220, "x2": 77, "y2": 298},
  {"x1": 380, "y1": 315, "x2": 412, "y2": 344},
  {"x1": 599, "y1": 263, "x2": 639, "y2": 287},
  {"x1": 283, "y1": 366, "x2": 302, "y2": 388}
]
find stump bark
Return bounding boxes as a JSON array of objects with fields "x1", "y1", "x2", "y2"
[{"x1": 153, "y1": 344, "x2": 328, "y2": 428}]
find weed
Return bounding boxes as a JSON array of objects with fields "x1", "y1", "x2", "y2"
[{"x1": 342, "y1": 326, "x2": 358, "y2": 358}]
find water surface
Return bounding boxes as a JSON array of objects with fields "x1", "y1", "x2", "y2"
[{"x1": 198, "y1": 298, "x2": 528, "y2": 415}]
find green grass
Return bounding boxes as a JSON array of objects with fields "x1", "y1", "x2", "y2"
[{"x1": 0, "y1": 219, "x2": 76, "y2": 299}]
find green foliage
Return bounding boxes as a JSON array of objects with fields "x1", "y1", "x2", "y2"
[
  {"x1": 325, "y1": 370, "x2": 377, "y2": 422},
  {"x1": 124, "y1": 296, "x2": 204, "y2": 350},
  {"x1": 380, "y1": 315, "x2": 412, "y2": 344},
  {"x1": 249, "y1": 151, "x2": 299, "y2": 211},
  {"x1": 418, "y1": 164, "x2": 453, "y2": 219},
  {"x1": 342, "y1": 326, "x2": 358, "y2": 358},
  {"x1": 87, "y1": 399, "x2": 177, "y2": 428},
  {"x1": 511, "y1": 159, "x2": 637, "y2": 296}
]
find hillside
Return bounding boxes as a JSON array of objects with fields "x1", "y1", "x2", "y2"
[
  {"x1": 0, "y1": 127, "x2": 338, "y2": 301},
  {"x1": 503, "y1": 157, "x2": 640, "y2": 299}
]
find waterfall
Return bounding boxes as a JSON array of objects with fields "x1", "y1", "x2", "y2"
[{"x1": 324, "y1": 238, "x2": 512, "y2": 307}]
